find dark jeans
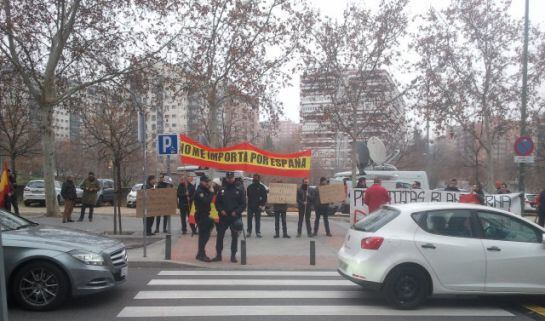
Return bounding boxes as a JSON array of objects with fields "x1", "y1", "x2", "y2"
[
  {"x1": 216, "y1": 216, "x2": 239, "y2": 257},
  {"x1": 196, "y1": 215, "x2": 213, "y2": 257},
  {"x1": 5, "y1": 194, "x2": 19, "y2": 215},
  {"x1": 539, "y1": 212, "x2": 545, "y2": 227},
  {"x1": 274, "y1": 211, "x2": 288, "y2": 236},
  {"x1": 314, "y1": 207, "x2": 331, "y2": 235},
  {"x1": 179, "y1": 206, "x2": 196, "y2": 233},
  {"x1": 79, "y1": 204, "x2": 94, "y2": 220},
  {"x1": 155, "y1": 216, "x2": 169, "y2": 232},
  {"x1": 247, "y1": 207, "x2": 261, "y2": 234},
  {"x1": 297, "y1": 206, "x2": 312, "y2": 236},
  {"x1": 145, "y1": 216, "x2": 155, "y2": 234}
]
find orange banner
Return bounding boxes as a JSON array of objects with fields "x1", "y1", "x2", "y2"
[{"x1": 179, "y1": 135, "x2": 311, "y2": 178}]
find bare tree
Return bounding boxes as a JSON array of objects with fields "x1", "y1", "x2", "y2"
[
  {"x1": 79, "y1": 83, "x2": 140, "y2": 234},
  {"x1": 173, "y1": 0, "x2": 314, "y2": 148},
  {"x1": 0, "y1": 66, "x2": 41, "y2": 173},
  {"x1": 304, "y1": 1, "x2": 409, "y2": 186},
  {"x1": 411, "y1": 0, "x2": 543, "y2": 188},
  {"x1": 0, "y1": 0, "x2": 175, "y2": 216}
]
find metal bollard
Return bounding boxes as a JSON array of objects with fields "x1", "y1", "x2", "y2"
[
  {"x1": 165, "y1": 217, "x2": 171, "y2": 260},
  {"x1": 241, "y1": 239, "x2": 247, "y2": 265},
  {"x1": 310, "y1": 240, "x2": 316, "y2": 265}
]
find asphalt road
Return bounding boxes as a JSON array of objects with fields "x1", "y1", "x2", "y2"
[{"x1": 8, "y1": 267, "x2": 545, "y2": 321}]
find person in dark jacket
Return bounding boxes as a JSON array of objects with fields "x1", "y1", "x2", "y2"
[
  {"x1": 154, "y1": 174, "x2": 172, "y2": 233},
  {"x1": 272, "y1": 180, "x2": 290, "y2": 239},
  {"x1": 356, "y1": 177, "x2": 367, "y2": 189},
  {"x1": 313, "y1": 177, "x2": 332, "y2": 237},
  {"x1": 142, "y1": 175, "x2": 156, "y2": 236},
  {"x1": 213, "y1": 172, "x2": 246, "y2": 263},
  {"x1": 5, "y1": 169, "x2": 19, "y2": 215},
  {"x1": 246, "y1": 174, "x2": 267, "y2": 238},
  {"x1": 177, "y1": 173, "x2": 196, "y2": 235},
  {"x1": 444, "y1": 178, "x2": 460, "y2": 192},
  {"x1": 473, "y1": 183, "x2": 485, "y2": 205},
  {"x1": 61, "y1": 176, "x2": 77, "y2": 223},
  {"x1": 296, "y1": 178, "x2": 314, "y2": 238},
  {"x1": 193, "y1": 175, "x2": 215, "y2": 262}
]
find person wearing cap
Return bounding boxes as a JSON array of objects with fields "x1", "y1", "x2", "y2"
[
  {"x1": 313, "y1": 177, "x2": 332, "y2": 237},
  {"x1": 246, "y1": 174, "x2": 267, "y2": 238},
  {"x1": 213, "y1": 171, "x2": 247, "y2": 263},
  {"x1": 154, "y1": 173, "x2": 171, "y2": 234},
  {"x1": 193, "y1": 175, "x2": 215, "y2": 262},
  {"x1": 79, "y1": 171, "x2": 100, "y2": 222},
  {"x1": 177, "y1": 173, "x2": 196, "y2": 235},
  {"x1": 364, "y1": 178, "x2": 391, "y2": 214}
]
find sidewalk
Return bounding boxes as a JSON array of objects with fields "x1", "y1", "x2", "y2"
[{"x1": 18, "y1": 208, "x2": 350, "y2": 270}]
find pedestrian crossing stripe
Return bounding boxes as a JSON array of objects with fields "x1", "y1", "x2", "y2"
[
  {"x1": 117, "y1": 270, "x2": 515, "y2": 318},
  {"x1": 158, "y1": 270, "x2": 339, "y2": 277},
  {"x1": 148, "y1": 279, "x2": 354, "y2": 286},
  {"x1": 135, "y1": 290, "x2": 365, "y2": 299},
  {"x1": 117, "y1": 305, "x2": 513, "y2": 318}
]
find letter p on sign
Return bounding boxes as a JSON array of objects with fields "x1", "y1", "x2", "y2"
[{"x1": 157, "y1": 134, "x2": 178, "y2": 155}]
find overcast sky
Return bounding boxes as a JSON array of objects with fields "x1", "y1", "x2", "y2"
[{"x1": 278, "y1": 0, "x2": 545, "y2": 123}]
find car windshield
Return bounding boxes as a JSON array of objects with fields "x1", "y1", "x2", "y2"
[
  {"x1": 353, "y1": 207, "x2": 400, "y2": 232},
  {"x1": 0, "y1": 209, "x2": 37, "y2": 231}
]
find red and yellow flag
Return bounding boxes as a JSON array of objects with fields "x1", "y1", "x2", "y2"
[
  {"x1": 0, "y1": 161, "x2": 10, "y2": 208},
  {"x1": 179, "y1": 135, "x2": 311, "y2": 178}
]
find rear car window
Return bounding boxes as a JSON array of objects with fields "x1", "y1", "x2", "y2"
[
  {"x1": 27, "y1": 181, "x2": 44, "y2": 188},
  {"x1": 353, "y1": 207, "x2": 400, "y2": 232}
]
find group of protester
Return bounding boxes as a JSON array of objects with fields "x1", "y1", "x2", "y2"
[{"x1": 60, "y1": 172, "x2": 101, "y2": 223}]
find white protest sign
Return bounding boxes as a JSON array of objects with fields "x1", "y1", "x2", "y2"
[
  {"x1": 268, "y1": 183, "x2": 297, "y2": 204},
  {"x1": 349, "y1": 189, "x2": 522, "y2": 224}
]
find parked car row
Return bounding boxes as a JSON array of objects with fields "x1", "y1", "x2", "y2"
[{"x1": 22, "y1": 179, "x2": 115, "y2": 207}]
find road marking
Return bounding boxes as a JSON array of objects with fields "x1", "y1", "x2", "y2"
[
  {"x1": 524, "y1": 304, "x2": 545, "y2": 316},
  {"x1": 117, "y1": 305, "x2": 514, "y2": 318},
  {"x1": 148, "y1": 279, "x2": 355, "y2": 286},
  {"x1": 135, "y1": 290, "x2": 365, "y2": 299},
  {"x1": 158, "y1": 270, "x2": 339, "y2": 277}
]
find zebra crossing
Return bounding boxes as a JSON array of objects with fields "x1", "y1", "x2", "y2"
[{"x1": 117, "y1": 270, "x2": 516, "y2": 319}]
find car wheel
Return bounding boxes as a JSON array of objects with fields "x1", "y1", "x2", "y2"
[
  {"x1": 11, "y1": 261, "x2": 69, "y2": 311},
  {"x1": 382, "y1": 265, "x2": 430, "y2": 309}
]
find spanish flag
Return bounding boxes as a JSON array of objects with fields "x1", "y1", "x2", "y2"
[{"x1": 0, "y1": 161, "x2": 9, "y2": 208}]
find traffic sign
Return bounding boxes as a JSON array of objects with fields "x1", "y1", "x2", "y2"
[
  {"x1": 514, "y1": 136, "x2": 534, "y2": 156},
  {"x1": 514, "y1": 156, "x2": 535, "y2": 163},
  {"x1": 157, "y1": 134, "x2": 179, "y2": 155}
]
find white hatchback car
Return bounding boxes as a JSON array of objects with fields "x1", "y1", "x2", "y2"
[{"x1": 338, "y1": 203, "x2": 545, "y2": 309}]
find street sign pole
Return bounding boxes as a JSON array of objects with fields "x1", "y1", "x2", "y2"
[
  {"x1": 518, "y1": 0, "x2": 530, "y2": 214},
  {"x1": 0, "y1": 222, "x2": 10, "y2": 321}
]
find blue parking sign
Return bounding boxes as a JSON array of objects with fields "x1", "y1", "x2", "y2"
[{"x1": 157, "y1": 134, "x2": 178, "y2": 155}]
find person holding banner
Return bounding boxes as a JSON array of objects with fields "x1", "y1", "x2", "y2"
[
  {"x1": 296, "y1": 178, "x2": 314, "y2": 238},
  {"x1": 193, "y1": 175, "x2": 215, "y2": 262},
  {"x1": 214, "y1": 172, "x2": 246, "y2": 263},
  {"x1": 177, "y1": 174, "x2": 196, "y2": 235},
  {"x1": 154, "y1": 174, "x2": 171, "y2": 234},
  {"x1": 313, "y1": 177, "x2": 332, "y2": 237},
  {"x1": 272, "y1": 180, "x2": 290, "y2": 239},
  {"x1": 246, "y1": 174, "x2": 267, "y2": 238},
  {"x1": 142, "y1": 175, "x2": 157, "y2": 236}
]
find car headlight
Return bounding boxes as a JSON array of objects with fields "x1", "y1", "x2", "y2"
[{"x1": 69, "y1": 250, "x2": 105, "y2": 266}]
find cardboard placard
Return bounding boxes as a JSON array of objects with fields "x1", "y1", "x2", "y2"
[
  {"x1": 267, "y1": 183, "x2": 297, "y2": 204},
  {"x1": 319, "y1": 184, "x2": 346, "y2": 204},
  {"x1": 136, "y1": 188, "x2": 178, "y2": 217}
]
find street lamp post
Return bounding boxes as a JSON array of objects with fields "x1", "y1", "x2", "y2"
[{"x1": 518, "y1": 0, "x2": 529, "y2": 212}]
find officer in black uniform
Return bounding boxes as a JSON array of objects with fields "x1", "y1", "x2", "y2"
[
  {"x1": 213, "y1": 172, "x2": 246, "y2": 263},
  {"x1": 193, "y1": 175, "x2": 215, "y2": 262}
]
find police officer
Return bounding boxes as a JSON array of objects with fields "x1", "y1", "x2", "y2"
[
  {"x1": 213, "y1": 172, "x2": 246, "y2": 263},
  {"x1": 193, "y1": 175, "x2": 215, "y2": 262},
  {"x1": 246, "y1": 174, "x2": 267, "y2": 238}
]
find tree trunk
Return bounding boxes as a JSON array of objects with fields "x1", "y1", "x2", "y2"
[
  {"x1": 9, "y1": 154, "x2": 16, "y2": 177},
  {"x1": 485, "y1": 148, "x2": 495, "y2": 192},
  {"x1": 112, "y1": 164, "x2": 118, "y2": 235},
  {"x1": 40, "y1": 106, "x2": 58, "y2": 217}
]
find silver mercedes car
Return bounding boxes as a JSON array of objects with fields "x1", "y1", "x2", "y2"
[{"x1": 1, "y1": 209, "x2": 128, "y2": 311}]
